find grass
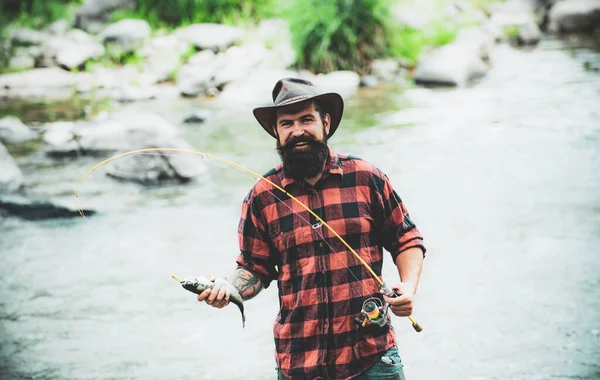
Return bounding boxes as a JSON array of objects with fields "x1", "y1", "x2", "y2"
[
  {"x1": 111, "y1": 0, "x2": 277, "y2": 29},
  {"x1": 286, "y1": 0, "x2": 393, "y2": 73}
]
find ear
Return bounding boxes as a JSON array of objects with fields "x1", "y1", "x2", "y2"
[
  {"x1": 272, "y1": 125, "x2": 279, "y2": 138},
  {"x1": 323, "y1": 113, "x2": 331, "y2": 136}
]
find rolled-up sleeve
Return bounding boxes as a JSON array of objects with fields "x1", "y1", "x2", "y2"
[
  {"x1": 236, "y1": 191, "x2": 278, "y2": 288},
  {"x1": 371, "y1": 171, "x2": 426, "y2": 262}
]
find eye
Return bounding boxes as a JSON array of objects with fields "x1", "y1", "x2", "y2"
[
  {"x1": 279, "y1": 121, "x2": 292, "y2": 128},
  {"x1": 301, "y1": 117, "x2": 313, "y2": 123}
]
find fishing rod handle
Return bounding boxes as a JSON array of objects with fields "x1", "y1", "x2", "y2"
[{"x1": 380, "y1": 282, "x2": 424, "y2": 333}]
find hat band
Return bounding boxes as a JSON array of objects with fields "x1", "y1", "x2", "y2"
[{"x1": 277, "y1": 95, "x2": 310, "y2": 106}]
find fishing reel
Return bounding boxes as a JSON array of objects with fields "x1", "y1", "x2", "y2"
[{"x1": 354, "y1": 297, "x2": 390, "y2": 328}]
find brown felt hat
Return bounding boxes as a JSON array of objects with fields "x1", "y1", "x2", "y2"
[{"x1": 253, "y1": 78, "x2": 344, "y2": 139}]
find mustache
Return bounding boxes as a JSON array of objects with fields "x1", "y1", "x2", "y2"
[{"x1": 283, "y1": 135, "x2": 319, "y2": 148}]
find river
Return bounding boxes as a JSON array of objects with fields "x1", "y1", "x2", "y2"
[{"x1": 1, "y1": 38, "x2": 599, "y2": 379}]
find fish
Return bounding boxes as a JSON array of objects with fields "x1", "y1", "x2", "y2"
[{"x1": 176, "y1": 276, "x2": 246, "y2": 328}]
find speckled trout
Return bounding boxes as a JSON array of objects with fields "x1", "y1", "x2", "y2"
[{"x1": 175, "y1": 276, "x2": 245, "y2": 328}]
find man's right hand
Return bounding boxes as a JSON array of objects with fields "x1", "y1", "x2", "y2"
[{"x1": 197, "y1": 276, "x2": 230, "y2": 309}]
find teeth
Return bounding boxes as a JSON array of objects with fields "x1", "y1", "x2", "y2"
[{"x1": 295, "y1": 142, "x2": 307, "y2": 146}]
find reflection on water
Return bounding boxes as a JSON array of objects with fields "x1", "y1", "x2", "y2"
[{"x1": 1, "y1": 39, "x2": 600, "y2": 380}]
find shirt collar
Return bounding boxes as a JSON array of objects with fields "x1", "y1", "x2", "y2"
[{"x1": 281, "y1": 147, "x2": 343, "y2": 189}]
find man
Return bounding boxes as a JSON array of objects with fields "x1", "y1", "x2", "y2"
[{"x1": 198, "y1": 78, "x2": 425, "y2": 380}]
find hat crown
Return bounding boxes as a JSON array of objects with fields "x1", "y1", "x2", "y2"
[{"x1": 272, "y1": 78, "x2": 319, "y2": 106}]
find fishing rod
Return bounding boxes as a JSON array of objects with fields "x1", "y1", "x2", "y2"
[{"x1": 76, "y1": 147, "x2": 423, "y2": 332}]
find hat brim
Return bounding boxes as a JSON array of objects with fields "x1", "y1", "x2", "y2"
[{"x1": 253, "y1": 93, "x2": 344, "y2": 139}]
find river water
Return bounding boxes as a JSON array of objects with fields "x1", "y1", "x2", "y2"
[{"x1": 1, "y1": 39, "x2": 599, "y2": 380}]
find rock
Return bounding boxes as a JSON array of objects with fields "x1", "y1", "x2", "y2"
[
  {"x1": 0, "y1": 142, "x2": 23, "y2": 193},
  {"x1": 360, "y1": 75, "x2": 378, "y2": 88},
  {"x1": 518, "y1": 22, "x2": 542, "y2": 45},
  {"x1": 312, "y1": 71, "x2": 361, "y2": 99},
  {"x1": 216, "y1": 68, "x2": 303, "y2": 107},
  {"x1": 105, "y1": 143, "x2": 207, "y2": 185},
  {"x1": 0, "y1": 116, "x2": 38, "y2": 144},
  {"x1": 414, "y1": 43, "x2": 488, "y2": 87},
  {"x1": 74, "y1": 0, "x2": 136, "y2": 32},
  {"x1": 9, "y1": 54, "x2": 35, "y2": 71},
  {"x1": 99, "y1": 19, "x2": 151, "y2": 54},
  {"x1": 10, "y1": 29, "x2": 49, "y2": 47},
  {"x1": 45, "y1": 20, "x2": 70, "y2": 36},
  {"x1": 183, "y1": 109, "x2": 211, "y2": 124},
  {"x1": 0, "y1": 68, "x2": 95, "y2": 101},
  {"x1": 548, "y1": 0, "x2": 600, "y2": 33},
  {"x1": 175, "y1": 24, "x2": 243, "y2": 51},
  {"x1": 65, "y1": 29, "x2": 96, "y2": 44},
  {"x1": 0, "y1": 195, "x2": 95, "y2": 220},
  {"x1": 484, "y1": 0, "x2": 538, "y2": 41},
  {"x1": 44, "y1": 109, "x2": 183, "y2": 157},
  {"x1": 56, "y1": 41, "x2": 105, "y2": 70},
  {"x1": 212, "y1": 43, "x2": 270, "y2": 87},
  {"x1": 188, "y1": 50, "x2": 215, "y2": 65},
  {"x1": 453, "y1": 27, "x2": 496, "y2": 61},
  {"x1": 177, "y1": 64, "x2": 217, "y2": 97},
  {"x1": 370, "y1": 59, "x2": 401, "y2": 81},
  {"x1": 111, "y1": 85, "x2": 157, "y2": 102},
  {"x1": 141, "y1": 35, "x2": 190, "y2": 58}
]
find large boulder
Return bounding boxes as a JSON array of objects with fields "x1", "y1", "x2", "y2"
[
  {"x1": 0, "y1": 142, "x2": 23, "y2": 193},
  {"x1": 141, "y1": 35, "x2": 189, "y2": 83},
  {"x1": 0, "y1": 68, "x2": 95, "y2": 100},
  {"x1": 0, "y1": 116, "x2": 38, "y2": 144},
  {"x1": 38, "y1": 111, "x2": 209, "y2": 185},
  {"x1": 44, "y1": 110, "x2": 180, "y2": 156},
  {"x1": 10, "y1": 28, "x2": 50, "y2": 47},
  {"x1": 0, "y1": 67, "x2": 95, "y2": 100},
  {"x1": 175, "y1": 24, "x2": 243, "y2": 52},
  {"x1": 414, "y1": 43, "x2": 488, "y2": 87},
  {"x1": 548, "y1": 0, "x2": 600, "y2": 33},
  {"x1": 74, "y1": 0, "x2": 136, "y2": 33},
  {"x1": 56, "y1": 41, "x2": 105, "y2": 70},
  {"x1": 99, "y1": 19, "x2": 151, "y2": 54},
  {"x1": 105, "y1": 142, "x2": 208, "y2": 185}
]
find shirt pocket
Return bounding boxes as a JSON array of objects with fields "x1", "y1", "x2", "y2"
[{"x1": 270, "y1": 222, "x2": 312, "y2": 277}]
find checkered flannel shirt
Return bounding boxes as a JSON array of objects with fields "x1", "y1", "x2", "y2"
[{"x1": 236, "y1": 148, "x2": 425, "y2": 380}]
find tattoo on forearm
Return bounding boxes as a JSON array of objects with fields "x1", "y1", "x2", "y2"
[{"x1": 230, "y1": 269, "x2": 262, "y2": 300}]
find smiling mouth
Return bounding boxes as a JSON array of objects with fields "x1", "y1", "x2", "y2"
[{"x1": 295, "y1": 142, "x2": 308, "y2": 146}]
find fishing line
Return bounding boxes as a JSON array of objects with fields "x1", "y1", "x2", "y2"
[{"x1": 75, "y1": 148, "x2": 422, "y2": 331}]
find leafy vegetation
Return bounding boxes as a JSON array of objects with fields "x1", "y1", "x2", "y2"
[
  {"x1": 389, "y1": 19, "x2": 460, "y2": 66},
  {"x1": 286, "y1": 0, "x2": 394, "y2": 73},
  {"x1": 112, "y1": 0, "x2": 277, "y2": 29},
  {"x1": 1, "y1": 0, "x2": 82, "y2": 29}
]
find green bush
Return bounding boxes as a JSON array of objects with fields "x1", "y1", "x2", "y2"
[
  {"x1": 286, "y1": 0, "x2": 394, "y2": 74},
  {"x1": 1, "y1": 0, "x2": 82, "y2": 29},
  {"x1": 113, "y1": 0, "x2": 277, "y2": 29}
]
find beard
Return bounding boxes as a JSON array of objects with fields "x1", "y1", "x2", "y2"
[{"x1": 276, "y1": 132, "x2": 329, "y2": 183}]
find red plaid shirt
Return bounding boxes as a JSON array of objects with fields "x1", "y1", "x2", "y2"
[{"x1": 236, "y1": 148, "x2": 425, "y2": 380}]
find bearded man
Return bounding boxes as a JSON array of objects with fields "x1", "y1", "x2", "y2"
[{"x1": 198, "y1": 78, "x2": 426, "y2": 380}]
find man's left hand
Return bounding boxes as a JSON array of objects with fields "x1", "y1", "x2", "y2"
[{"x1": 382, "y1": 283, "x2": 415, "y2": 317}]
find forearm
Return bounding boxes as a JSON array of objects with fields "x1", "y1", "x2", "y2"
[
  {"x1": 228, "y1": 268, "x2": 263, "y2": 301},
  {"x1": 395, "y1": 247, "x2": 424, "y2": 294}
]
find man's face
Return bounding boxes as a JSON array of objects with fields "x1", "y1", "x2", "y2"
[
  {"x1": 274, "y1": 102, "x2": 330, "y2": 148},
  {"x1": 273, "y1": 102, "x2": 331, "y2": 182}
]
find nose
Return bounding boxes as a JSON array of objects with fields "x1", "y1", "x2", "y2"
[{"x1": 291, "y1": 121, "x2": 305, "y2": 137}]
